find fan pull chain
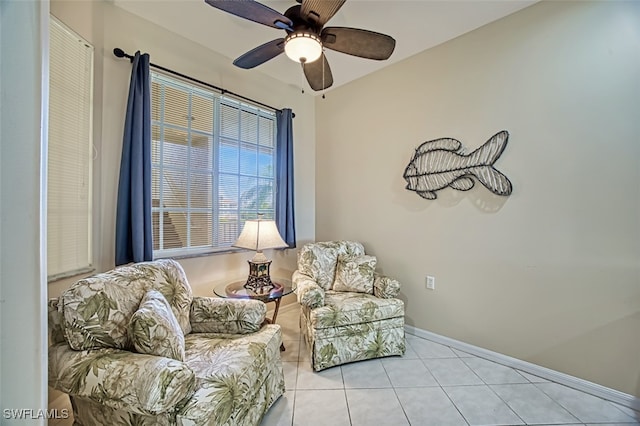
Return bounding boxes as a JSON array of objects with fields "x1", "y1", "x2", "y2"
[
  {"x1": 300, "y1": 59, "x2": 306, "y2": 94},
  {"x1": 321, "y1": 53, "x2": 326, "y2": 99}
]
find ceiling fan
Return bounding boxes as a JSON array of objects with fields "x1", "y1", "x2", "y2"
[{"x1": 204, "y1": 0, "x2": 396, "y2": 91}]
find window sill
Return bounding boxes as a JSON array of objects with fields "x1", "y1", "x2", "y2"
[
  {"x1": 48, "y1": 266, "x2": 95, "y2": 284},
  {"x1": 153, "y1": 247, "x2": 248, "y2": 261}
]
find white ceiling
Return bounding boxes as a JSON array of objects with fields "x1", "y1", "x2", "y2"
[{"x1": 113, "y1": 0, "x2": 537, "y2": 94}]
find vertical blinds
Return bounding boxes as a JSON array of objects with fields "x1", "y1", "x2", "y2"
[
  {"x1": 151, "y1": 72, "x2": 276, "y2": 255},
  {"x1": 47, "y1": 17, "x2": 94, "y2": 280}
]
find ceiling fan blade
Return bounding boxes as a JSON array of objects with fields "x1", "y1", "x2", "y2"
[
  {"x1": 321, "y1": 27, "x2": 396, "y2": 60},
  {"x1": 233, "y1": 38, "x2": 285, "y2": 69},
  {"x1": 204, "y1": 0, "x2": 292, "y2": 30},
  {"x1": 303, "y1": 53, "x2": 333, "y2": 91},
  {"x1": 300, "y1": 0, "x2": 346, "y2": 28}
]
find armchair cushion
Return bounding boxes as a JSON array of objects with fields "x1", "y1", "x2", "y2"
[
  {"x1": 129, "y1": 290, "x2": 185, "y2": 361},
  {"x1": 297, "y1": 241, "x2": 365, "y2": 290},
  {"x1": 190, "y1": 297, "x2": 266, "y2": 334},
  {"x1": 333, "y1": 254, "x2": 376, "y2": 294},
  {"x1": 309, "y1": 291, "x2": 405, "y2": 329},
  {"x1": 178, "y1": 324, "x2": 284, "y2": 424}
]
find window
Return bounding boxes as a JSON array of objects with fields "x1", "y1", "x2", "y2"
[
  {"x1": 47, "y1": 16, "x2": 94, "y2": 281},
  {"x1": 151, "y1": 72, "x2": 277, "y2": 257}
]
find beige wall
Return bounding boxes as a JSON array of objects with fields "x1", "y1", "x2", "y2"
[
  {"x1": 316, "y1": 1, "x2": 640, "y2": 397},
  {"x1": 47, "y1": 0, "x2": 316, "y2": 301}
]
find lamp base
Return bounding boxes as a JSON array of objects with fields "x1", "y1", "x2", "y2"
[{"x1": 243, "y1": 259, "x2": 275, "y2": 293}]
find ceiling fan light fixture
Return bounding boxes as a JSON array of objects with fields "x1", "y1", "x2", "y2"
[{"x1": 284, "y1": 31, "x2": 322, "y2": 64}]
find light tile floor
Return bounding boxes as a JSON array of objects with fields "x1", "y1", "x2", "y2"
[
  {"x1": 261, "y1": 304, "x2": 640, "y2": 426},
  {"x1": 52, "y1": 303, "x2": 640, "y2": 426}
]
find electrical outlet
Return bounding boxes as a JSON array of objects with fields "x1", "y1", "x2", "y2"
[{"x1": 426, "y1": 275, "x2": 435, "y2": 290}]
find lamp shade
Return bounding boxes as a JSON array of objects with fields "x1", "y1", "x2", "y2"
[{"x1": 233, "y1": 219, "x2": 288, "y2": 252}]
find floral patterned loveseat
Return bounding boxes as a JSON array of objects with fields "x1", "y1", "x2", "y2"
[
  {"x1": 294, "y1": 241, "x2": 405, "y2": 371},
  {"x1": 48, "y1": 259, "x2": 284, "y2": 425}
]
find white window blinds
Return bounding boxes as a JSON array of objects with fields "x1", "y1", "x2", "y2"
[
  {"x1": 151, "y1": 72, "x2": 276, "y2": 256},
  {"x1": 47, "y1": 16, "x2": 94, "y2": 280}
]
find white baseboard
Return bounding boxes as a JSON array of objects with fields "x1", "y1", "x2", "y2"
[{"x1": 405, "y1": 325, "x2": 640, "y2": 412}]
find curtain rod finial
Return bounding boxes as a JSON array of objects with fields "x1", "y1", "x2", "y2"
[{"x1": 113, "y1": 48, "x2": 134, "y2": 63}]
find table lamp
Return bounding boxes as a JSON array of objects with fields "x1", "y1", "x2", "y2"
[{"x1": 233, "y1": 215, "x2": 288, "y2": 292}]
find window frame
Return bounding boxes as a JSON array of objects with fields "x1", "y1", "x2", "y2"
[{"x1": 150, "y1": 71, "x2": 278, "y2": 258}]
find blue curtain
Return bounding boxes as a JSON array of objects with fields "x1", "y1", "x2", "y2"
[
  {"x1": 275, "y1": 108, "x2": 296, "y2": 248},
  {"x1": 115, "y1": 51, "x2": 152, "y2": 266}
]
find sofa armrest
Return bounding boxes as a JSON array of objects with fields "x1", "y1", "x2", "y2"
[
  {"x1": 48, "y1": 343, "x2": 196, "y2": 416},
  {"x1": 293, "y1": 270, "x2": 325, "y2": 309},
  {"x1": 373, "y1": 274, "x2": 401, "y2": 299},
  {"x1": 190, "y1": 297, "x2": 266, "y2": 334}
]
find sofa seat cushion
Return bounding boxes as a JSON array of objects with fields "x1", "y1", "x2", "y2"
[
  {"x1": 48, "y1": 344, "x2": 196, "y2": 416},
  {"x1": 61, "y1": 259, "x2": 192, "y2": 351},
  {"x1": 308, "y1": 291, "x2": 405, "y2": 330},
  {"x1": 178, "y1": 324, "x2": 282, "y2": 425}
]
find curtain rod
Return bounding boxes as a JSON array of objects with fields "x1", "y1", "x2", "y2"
[{"x1": 113, "y1": 48, "x2": 293, "y2": 117}]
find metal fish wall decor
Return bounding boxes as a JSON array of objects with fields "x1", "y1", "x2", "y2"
[{"x1": 403, "y1": 130, "x2": 512, "y2": 200}]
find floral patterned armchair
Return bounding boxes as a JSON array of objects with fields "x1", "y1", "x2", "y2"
[
  {"x1": 294, "y1": 241, "x2": 405, "y2": 371},
  {"x1": 48, "y1": 259, "x2": 284, "y2": 425}
]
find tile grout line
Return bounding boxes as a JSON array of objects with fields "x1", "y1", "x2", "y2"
[
  {"x1": 405, "y1": 337, "x2": 472, "y2": 425},
  {"x1": 531, "y1": 381, "x2": 637, "y2": 424},
  {"x1": 458, "y1": 354, "x2": 530, "y2": 426},
  {"x1": 339, "y1": 366, "x2": 355, "y2": 426},
  {"x1": 380, "y1": 353, "x2": 414, "y2": 426},
  {"x1": 419, "y1": 340, "x2": 475, "y2": 426},
  {"x1": 289, "y1": 387, "x2": 296, "y2": 426},
  {"x1": 487, "y1": 382, "x2": 582, "y2": 425}
]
